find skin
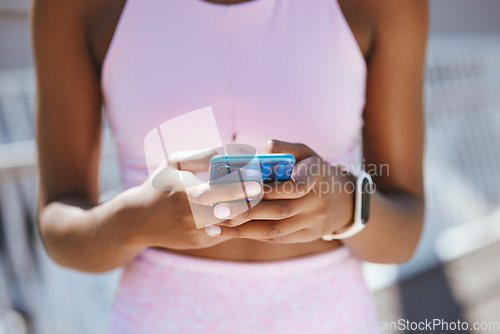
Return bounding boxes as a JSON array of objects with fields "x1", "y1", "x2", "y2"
[{"x1": 32, "y1": 0, "x2": 428, "y2": 272}]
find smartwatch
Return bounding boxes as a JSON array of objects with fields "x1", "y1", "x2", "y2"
[{"x1": 322, "y1": 170, "x2": 373, "y2": 240}]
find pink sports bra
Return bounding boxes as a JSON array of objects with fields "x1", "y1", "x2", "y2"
[{"x1": 101, "y1": 0, "x2": 367, "y2": 189}]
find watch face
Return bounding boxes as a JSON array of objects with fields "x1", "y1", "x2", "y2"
[{"x1": 361, "y1": 178, "x2": 371, "y2": 224}]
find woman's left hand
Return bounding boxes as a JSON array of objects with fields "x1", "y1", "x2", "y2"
[{"x1": 205, "y1": 140, "x2": 356, "y2": 243}]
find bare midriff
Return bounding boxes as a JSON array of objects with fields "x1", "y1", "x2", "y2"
[{"x1": 154, "y1": 238, "x2": 343, "y2": 261}]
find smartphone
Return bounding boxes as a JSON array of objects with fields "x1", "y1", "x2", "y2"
[{"x1": 209, "y1": 153, "x2": 295, "y2": 184}]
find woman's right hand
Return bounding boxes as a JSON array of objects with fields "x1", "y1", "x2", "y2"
[{"x1": 120, "y1": 149, "x2": 262, "y2": 251}]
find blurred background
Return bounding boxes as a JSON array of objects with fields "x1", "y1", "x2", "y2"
[{"x1": 0, "y1": 0, "x2": 499, "y2": 333}]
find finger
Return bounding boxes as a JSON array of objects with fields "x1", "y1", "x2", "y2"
[
  {"x1": 206, "y1": 215, "x2": 306, "y2": 238},
  {"x1": 188, "y1": 201, "x2": 224, "y2": 228},
  {"x1": 264, "y1": 139, "x2": 316, "y2": 162},
  {"x1": 212, "y1": 199, "x2": 252, "y2": 221},
  {"x1": 171, "y1": 148, "x2": 221, "y2": 173},
  {"x1": 263, "y1": 156, "x2": 328, "y2": 199},
  {"x1": 262, "y1": 179, "x2": 312, "y2": 200},
  {"x1": 185, "y1": 180, "x2": 262, "y2": 206},
  {"x1": 182, "y1": 200, "x2": 254, "y2": 229},
  {"x1": 217, "y1": 194, "x2": 315, "y2": 227},
  {"x1": 151, "y1": 165, "x2": 183, "y2": 191},
  {"x1": 177, "y1": 223, "x2": 233, "y2": 248},
  {"x1": 151, "y1": 148, "x2": 221, "y2": 190}
]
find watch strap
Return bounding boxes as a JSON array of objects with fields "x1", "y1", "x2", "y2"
[{"x1": 322, "y1": 169, "x2": 373, "y2": 240}]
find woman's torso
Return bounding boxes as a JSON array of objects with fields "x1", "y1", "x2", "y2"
[{"x1": 88, "y1": 0, "x2": 374, "y2": 261}]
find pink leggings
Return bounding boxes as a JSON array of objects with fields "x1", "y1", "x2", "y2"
[{"x1": 107, "y1": 246, "x2": 379, "y2": 333}]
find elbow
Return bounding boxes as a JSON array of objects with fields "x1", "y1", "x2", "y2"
[
  {"x1": 358, "y1": 237, "x2": 421, "y2": 264},
  {"x1": 389, "y1": 222, "x2": 424, "y2": 264},
  {"x1": 38, "y1": 209, "x2": 71, "y2": 268},
  {"x1": 38, "y1": 213, "x2": 117, "y2": 274},
  {"x1": 62, "y1": 262, "x2": 118, "y2": 274},
  {"x1": 346, "y1": 190, "x2": 426, "y2": 264},
  {"x1": 389, "y1": 238, "x2": 420, "y2": 264},
  {"x1": 395, "y1": 206, "x2": 425, "y2": 263},
  {"x1": 43, "y1": 241, "x2": 117, "y2": 273},
  {"x1": 382, "y1": 197, "x2": 425, "y2": 264},
  {"x1": 357, "y1": 243, "x2": 419, "y2": 264},
  {"x1": 372, "y1": 215, "x2": 425, "y2": 264},
  {"x1": 40, "y1": 232, "x2": 116, "y2": 273},
  {"x1": 353, "y1": 211, "x2": 425, "y2": 264}
]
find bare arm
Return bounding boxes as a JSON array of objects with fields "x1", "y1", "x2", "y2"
[
  {"x1": 205, "y1": 0, "x2": 428, "y2": 264},
  {"x1": 342, "y1": 0, "x2": 428, "y2": 262},
  {"x1": 32, "y1": 0, "x2": 244, "y2": 272},
  {"x1": 32, "y1": 0, "x2": 147, "y2": 272}
]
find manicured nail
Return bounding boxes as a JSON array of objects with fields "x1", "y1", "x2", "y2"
[
  {"x1": 245, "y1": 182, "x2": 262, "y2": 197},
  {"x1": 205, "y1": 225, "x2": 221, "y2": 236},
  {"x1": 214, "y1": 203, "x2": 231, "y2": 219}
]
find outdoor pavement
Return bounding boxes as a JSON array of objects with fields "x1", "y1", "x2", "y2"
[{"x1": 374, "y1": 241, "x2": 500, "y2": 334}]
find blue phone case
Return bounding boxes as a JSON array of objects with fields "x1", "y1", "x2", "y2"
[{"x1": 209, "y1": 153, "x2": 295, "y2": 184}]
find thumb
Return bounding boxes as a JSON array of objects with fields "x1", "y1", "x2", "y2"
[
  {"x1": 151, "y1": 148, "x2": 221, "y2": 190},
  {"x1": 169, "y1": 148, "x2": 222, "y2": 173},
  {"x1": 264, "y1": 139, "x2": 316, "y2": 162}
]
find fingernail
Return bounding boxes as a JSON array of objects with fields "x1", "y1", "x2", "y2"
[
  {"x1": 245, "y1": 182, "x2": 262, "y2": 197},
  {"x1": 205, "y1": 225, "x2": 221, "y2": 236},
  {"x1": 214, "y1": 203, "x2": 231, "y2": 219}
]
